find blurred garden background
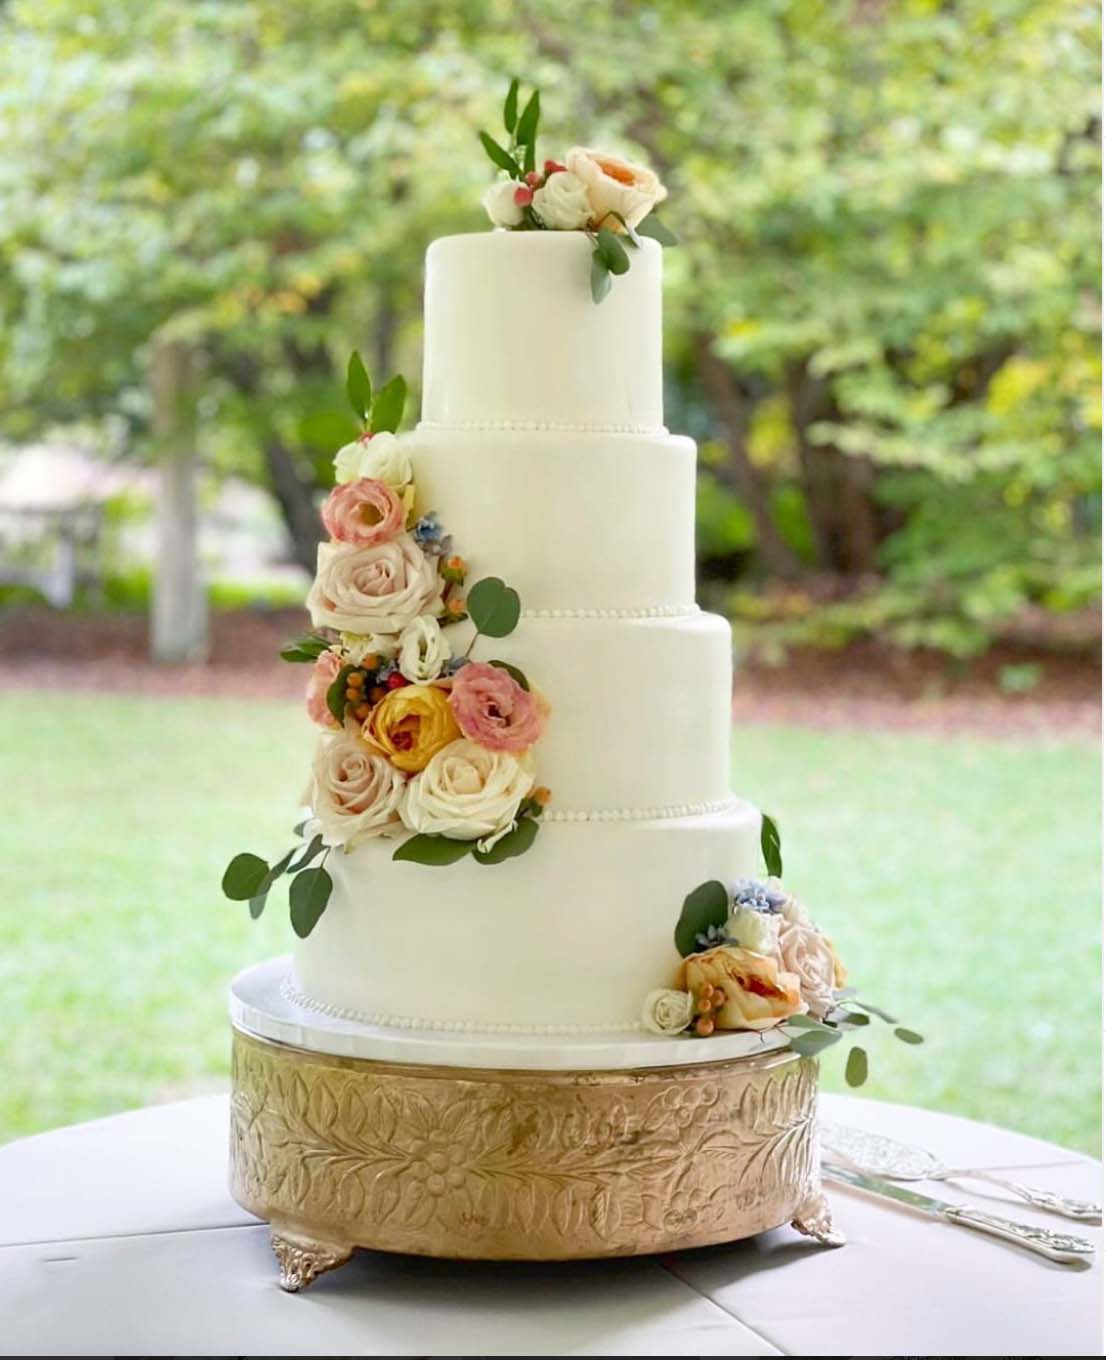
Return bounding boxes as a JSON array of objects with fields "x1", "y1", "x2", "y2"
[{"x1": 0, "y1": 0, "x2": 1100, "y2": 1151}]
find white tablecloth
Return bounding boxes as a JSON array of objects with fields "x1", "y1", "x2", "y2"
[{"x1": 0, "y1": 1092, "x2": 1100, "y2": 1356}]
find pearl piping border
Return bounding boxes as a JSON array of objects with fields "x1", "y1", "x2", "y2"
[
  {"x1": 280, "y1": 973, "x2": 642, "y2": 1036},
  {"x1": 520, "y1": 604, "x2": 699, "y2": 621},
  {"x1": 417, "y1": 419, "x2": 668, "y2": 435},
  {"x1": 544, "y1": 797, "x2": 739, "y2": 824}
]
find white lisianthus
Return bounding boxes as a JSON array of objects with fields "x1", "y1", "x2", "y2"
[
  {"x1": 311, "y1": 731, "x2": 406, "y2": 847},
  {"x1": 333, "y1": 430, "x2": 415, "y2": 492},
  {"x1": 307, "y1": 535, "x2": 443, "y2": 635},
  {"x1": 727, "y1": 906, "x2": 780, "y2": 958},
  {"x1": 397, "y1": 616, "x2": 451, "y2": 684},
  {"x1": 340, "y1": 631, "x2": 398, "y2": 664},
  {"x1": 531, "y1": 171, "x2": 592, "y2": 230},
  {"x1": 482, "y1": 179, "x2": 527, "y2": 228},
  {"x1": 564, "y1": 146, "x2": 667, "y2": 230},
  {"x1": 400, "y1": 739, "x2": 534, "y2": 845},
  {"x1": 641, "y1": 988, "x2": 695, "y2": 1036}
]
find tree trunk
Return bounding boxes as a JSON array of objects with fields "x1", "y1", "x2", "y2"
[
  {"x1": 694, "y1": 335, "x2": 802, "y2": 580},
  {"x1": 264, "y1": 438, "x2": 324, "y2": 575},
  {"x1": 150, "y1": 337, "x2": 208, "y2": 663}
]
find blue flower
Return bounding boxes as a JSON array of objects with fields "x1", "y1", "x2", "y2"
[
  {"x1": 732, "y1": 878, "x2": 789, "y2": 914},
  {"x1": 693, "y1": 922, "x2": 738, "y2": 952},
  {"x1": 412, "y1": 512, "x2": 453, "y2": 558}
]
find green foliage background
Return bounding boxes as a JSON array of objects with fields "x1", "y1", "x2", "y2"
[{"x1": 0, "y1": 0, "x2": 1100, "y2": 654}]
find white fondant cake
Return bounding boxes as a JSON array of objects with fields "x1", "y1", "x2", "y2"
[{"x1": 290, "y1": 232, "x2": 762, "y2": 1033}]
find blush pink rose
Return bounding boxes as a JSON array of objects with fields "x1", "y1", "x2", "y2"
[
  {"x1": 448, "y1": 661, "x2": 547, "y2": 754},
  {"x1": 321, "y1": 477, "x2": 404, "y2": 547},
  {"x1": 305, "y1": 649, "x2": 342, "y2": 728}
]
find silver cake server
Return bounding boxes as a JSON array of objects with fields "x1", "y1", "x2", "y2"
[
  {"x1": 820, "y1": 1121, "x2": 1101, "y2": 1222},
  {"x1": 823, "y1": 1163, "x2": 1095, "y2": 1265}
]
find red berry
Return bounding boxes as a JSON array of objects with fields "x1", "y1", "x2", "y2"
[
  {"x1": 386, "y1": 672, "x2": 409, "y2": 690},
  {"x1": 513, "y1": 185, "x2": 534, "y2": 206},
  {"x1": 544, "y1": 159, "x2": 566, "y2": 176}
]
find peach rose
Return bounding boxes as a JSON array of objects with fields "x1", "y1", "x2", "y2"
[
  {"x1": 400, "y1": 739, "x2": 535, "y2": 848},
  {"x1": 307, "y1": 535, "x2": 442, "y2": 635},
  {"x1": 310, "y1": 729, "x2": 406, "y2": 846},
  {"x1": 305, "y1": 648, "x2": 342, "y2": 729},
  {"x1": 448, "y1": 661, "x2": 547, "y2": 754},
  {"x1": 362, "y1": 683, "x2": 461, "y2": 774},
  {"x1": 564, "y1": 146, "x2": 667, "y2": 231},
  {"x1": 321, "y1": 477, "x2": 404, "y2": 548},
  {"x1": 676, "y1": 946, "x2": 805, "y2": 1032}
]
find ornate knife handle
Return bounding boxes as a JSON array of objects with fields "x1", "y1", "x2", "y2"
[
  {"x1": 944, "y1": 1205, "x2": 1095, "y2": 1264},
  {"x1": 949, "y1": 1170, "x2": 1101, "y2": 1223}
]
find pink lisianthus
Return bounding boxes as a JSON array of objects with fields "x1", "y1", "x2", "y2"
[
  {"x1": 321, "y1": 477, "x2": 405, "y2": 548},
  {"x1": 305, "y1": 649, "x2": 343, "y2": 728},
  {"x1": 448, "y1": 661, "x2": 548, "y2": 754}
]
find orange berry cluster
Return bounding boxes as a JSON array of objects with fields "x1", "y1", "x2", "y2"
[{"x1": 693, "y1": 985, "x2": 727, "y2": 1038}]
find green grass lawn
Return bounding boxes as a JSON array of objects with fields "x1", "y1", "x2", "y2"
[{"x1": 1, "y1": 690, "x2": 1099, "y2": 1153}]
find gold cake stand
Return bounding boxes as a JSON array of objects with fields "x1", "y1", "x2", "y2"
[{"x1": 229, "y1": 979, "x2": 843, "y2": 1290}]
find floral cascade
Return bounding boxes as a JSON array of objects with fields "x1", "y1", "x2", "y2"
[
  {"x1": 221, "y1": 353, "x2": 551, "y2": 939},
  {"x1": 641, "y1": 817, "x2": 922, "y2": 1086},
  {"x1": 479, "y1": 79, "x2": 677, "y2": 302}
]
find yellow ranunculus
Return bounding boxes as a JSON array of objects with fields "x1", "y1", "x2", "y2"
[
  {"x1": 361, "y1": 683, "x2": 460, "y2": 774},
  {"x1": 676, "y1": 946, "x2": 805, "y2": 1032}
]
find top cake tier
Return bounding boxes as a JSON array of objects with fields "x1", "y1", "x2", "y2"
[{"x1": 421, "y1": 233, "x2": 664, "y2": 433}]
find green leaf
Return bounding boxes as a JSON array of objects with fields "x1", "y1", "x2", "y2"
[
  {"x1": 894, "y1": 1027, "x2": 925, "y2": 1045},
  {"x1": 392, "y1": 834, "x2": 476, "y2": 866},
  {"x1": 590, "y1": 254, "x2": 612, "y2": 304},
  {"x1": 636, "y1": 215, "x2": 678, "y2": 246},
  {"x1": 467, "y1": 576, "x2": 522, "y2": 638},
  {"x1": 293, "y1": 819, "x2": 308, "y2": 838},
  {"x1": 488, "y1": 659, "x2": 530, "y2": 691},
  {"x1": 326, "y1": 664, "x2": 353, "y2": 724},
  {"x1": 473, "y1": 815, "x2": 540, "y2": 865},
  {"x1": 836, "y1": 1010, "x2": 871, "y2": 1027},
  {"x1": 515, "y1": 89, "x2": 540, "y2": 151},
  {"x1": 503, "y1": 78, "x2": 519, "y2": 135},
  {"x1": 788, "y1": 1028, "x2": 844, "y2": 1057},
  {"x1": 370, "y1": 374, "x2": 406, "y2": 434},
  {"x1": 289, "y1": 866, "x2": 332, "y2": 938},
  {"x1": 479, "y1": 131, "x2": 521, "y2": 178},
  {"x1": 523, "y1": 138, "x2": 536, "y2": 176},
  {"x1": 288, "y1": 833, "x2": 325, "y2": 873},
  {"x1": 280, "y1": 633, "x2": 330, "y2": 663},
  {"x1": 248, "y1": 891, "x2": 268, "y2": 920},
  {"x1": 783, "y1": 1013, "x2": 836, "y2": 1032},
  {"x1": 855, "y1": 999, "x2": 898, "y2": 1024},
  {"x1": 674, "y1": 880, "x2": 730, "y2": 957},
  {"x1": 346, "y1": 350, "x2": 372, "y2": 424},
  {"x1": 845, "y1": 1045, "x2": 869, "y2": 1087},
  {"x1": 596, "y1": 227, "x2": 630, "y2": 275},
  {"x1": 760, "y1": 812, "x2": 782, "y2": 877},
  {"x1": 222, "y1": 852, "x2": 269, "y2": 902}
]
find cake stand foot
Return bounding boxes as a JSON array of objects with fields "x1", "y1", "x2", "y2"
[
  {"x1": 791, "y1": 1191, "x2": 846, "y2": 1248},
  {"x1": 270, "y1": 1225, "x2": 353, "y2": 1292}
]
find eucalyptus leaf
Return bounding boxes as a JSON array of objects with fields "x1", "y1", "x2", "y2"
[
  {"x1": 636, "y1": 215, "x2": 678, "y2": 246},
  {"x1": 289, "y1": 866, "x2": 332, "y2": 938},
  {"x1": 845, "y1": 1045, "x2": 869, "y2": 1087},
  {"x1": 370, "y1": 374, "x2": 406, "y2": 434},
  {"x1": 392, "y1": 834, "x2": 476, "y2": 866},
  {"x1": 856, "y1": 999, "x2": 898, "y2": 1024},
  {"x1": 894, "y1": 1027, "x2": 925, "y2": 1044},
  {"x1": 293, "y1": 819, "x2": 308, "y2": 838},
  {"x1": 288, "y1": 833, "x2": 325, "y2": 873},
  {"x1": 515, "y1": 89, "x2": 540, "y2": 150},
  {"x1": 467, "y1": 576, "x2": 521, "y2": 638},
  {"x1": 787, "y1": 1028, "x2": 844, "y2": 1057},
  {"x1": 760, "y1": 812, "x2": 782, "y2": 877},
  {"x1": 596, "y1": 227, "x2": 630, "y2": 275},
  {"x1": 488, "y1": 659, "x2": 530, "y2": 691},
  {"x1": 326, "y1": 664, "x2": 353, "y2": 724},
  {"x1": 674, "y1": 879, "x2": 730, "y2": 958},
  {"x1": 479, "y1": 131, "x2": 520, "y2": 178},
  {"x1": 248, "y1": 889, "x2": 269, "y2": 920},
  {"x1": 473, "y1": 815, "x2": 539, "y2": 865},
  {"x1": 836, "y1": 1010, "x2": 871, "y2": 1027},
  {"x1": 346, "y1": 350, "x2": 372, "y2": 423},
  {"x1": 221, "y1": 852, "x2": 269, "y2": 902},
  {"x1": 503, "y1": 77, "x2": 519, "y2": 135},
  {"x1": 783, "y1": 1013, "x2": 836, "y2": 1032},
  {"x1": 590, "y1": 255, "x2": 612, "y2": 304}
]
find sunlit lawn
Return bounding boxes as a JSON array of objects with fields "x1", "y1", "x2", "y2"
[{"x1": 1, "y1": 690, "x2": 1099, "y2": 1152}]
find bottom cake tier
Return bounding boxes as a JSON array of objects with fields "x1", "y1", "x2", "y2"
[{"x1": 291, "y1": 799, "x2": 761, "y2": 1035}]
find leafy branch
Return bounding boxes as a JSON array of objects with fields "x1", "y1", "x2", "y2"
[
  {"x1": 222, "y1": 831, "x2": 333, "y2": 938},
  {"x1": 346, "y1": 349, "x2": 407, "y2": 435}
]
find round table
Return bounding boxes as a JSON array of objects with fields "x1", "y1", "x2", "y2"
[{"x1": 0, "y1": 1092, "x2": 1099, "y2": 1356}]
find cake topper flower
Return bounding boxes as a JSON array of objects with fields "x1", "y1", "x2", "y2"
[{"x1": 479, "y1": 79, "x2": 677, "y2": 303}]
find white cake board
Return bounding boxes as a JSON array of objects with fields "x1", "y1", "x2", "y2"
[{"x1": 229, "y1": 956, "x2": 791, "y2": 1072}]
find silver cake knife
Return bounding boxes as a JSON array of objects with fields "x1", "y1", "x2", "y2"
[{"x1": 823, "y1": 1162, "x2": 1095, "y2": 1265}]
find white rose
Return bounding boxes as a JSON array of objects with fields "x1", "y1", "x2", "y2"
[
  {"x1": 641, "y1": 988, "x2": 695, "y2": 1036},
  {"x1": 531, "y1": 171, "x2": 592, "y2": 230},
  {"x1": 564, "y1": 146, "x2": 667, "y2": 230},
  {"x1": 339, "y1": 631, "x2": 398, "y2": 664},
  {"x1": 728, "y1": 906, "x2": 780, "y2": 958},
  {"x1": 482, "y1": 179, "x2": 526, "y2": 229},
  {"x1": 333, "y1": 430, "x2": 415, "y2": 490},
  {"x1": 311, "y1": 730, "x2": 406, "y2": 847},
  {"x1": 397, "y1": 615, "x2": 451, "y2": 683},
  {"x1": 307, "y1": 534, "x2": 442, "y2": 635},
  {"x1": 400, "y1": 738, "x2": 534, "y2": 847},
  {"x1": 778, "y1": 920, "x2": 837, "y2": 1020}
]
